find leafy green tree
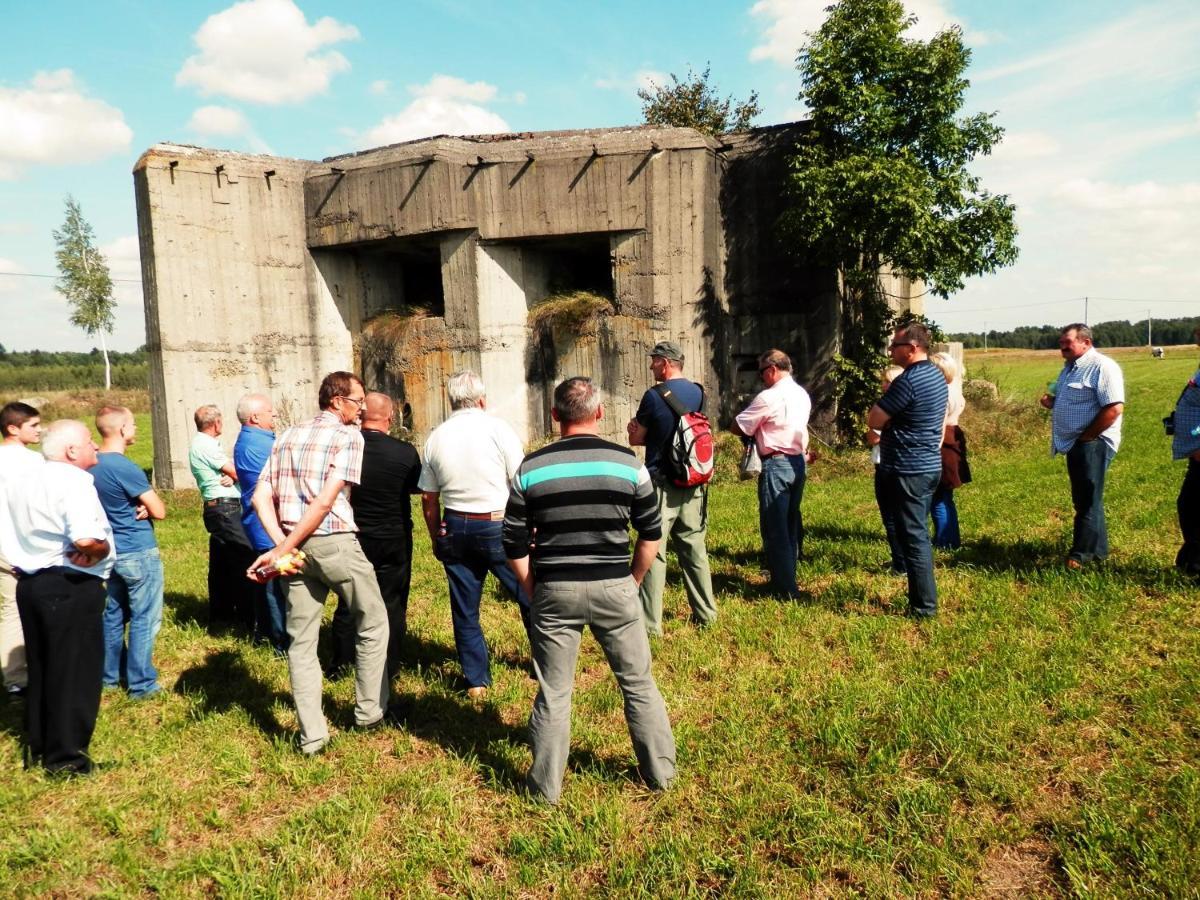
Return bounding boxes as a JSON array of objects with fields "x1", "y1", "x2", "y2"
[
  {"x1": 638, "y1": 64, "x2": 761, "y2": 136},
  {"x1": 53, "y1": 195, "x2": 116, "y2": 389},
  {"x1": 784, "y1": 0, "x2": 1018, "y2": 435}
]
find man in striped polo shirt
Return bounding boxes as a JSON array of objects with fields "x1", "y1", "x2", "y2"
[
  {"x1": 868, "y1": 324, "x2": 949, "y2": 618},
  {"x1": 503, "y1": 376, "x2": 676, "y2": 804},
  {"x1": 1040, "y1": 324, "x2": 1125, "y2": 568}
]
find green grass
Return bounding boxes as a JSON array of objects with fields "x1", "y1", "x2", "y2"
[{"x1": 2, "y1": 347, "x2": 1198, "y2": 896}]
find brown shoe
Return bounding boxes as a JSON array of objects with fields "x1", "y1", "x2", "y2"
[
  {"x1": 466, "y1": 686, "x2": 487, "y2": 701},
  {"x1": 1065, "y1": 558, "x2": 1083, "y2": 571}
]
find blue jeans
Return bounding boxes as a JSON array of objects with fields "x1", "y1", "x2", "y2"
[
  {"x1": 435, "y1": 515, "x2": 531, "y2": 687},
  {"x1": 758, "y1": 454, "x2": 806, "y2": 597},
  {"x1": 930, "y1": 485, "x2": 960, "y2": 549},
  {"x1": 255, "y1": 579, "x2": 288, "y2": 654},
  {"x1": 1066, "y1": 439, "x2": 1114, "y2": 563},
  {"x1": 102, "y1": 547, "x2": 164, "y2": 697},
  {"x1": 879, "y1": 470, "x2": 940, "y2": 617},
  {"x1": 874, "y1": 466, "x2": 905, "y2": 572}
]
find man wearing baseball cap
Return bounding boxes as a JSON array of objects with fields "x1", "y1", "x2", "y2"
[{"x1": 627, "y1": 340, "x2": 716, "y2": 637}]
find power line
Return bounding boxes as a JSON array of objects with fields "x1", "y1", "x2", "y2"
[
  {"x1": 932, "y1": 294, "x2": 1196, "y2": 316},
  {"x1": 0, "y1": 271, "x2": 143, "y2": 285}
]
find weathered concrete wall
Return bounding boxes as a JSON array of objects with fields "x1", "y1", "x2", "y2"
[
  {"x1": 135, "y1": 144, "x2": 352, "y2": 488},
  {"x1": 138, "y1": 124, "x2": 924, "y2": 485}
]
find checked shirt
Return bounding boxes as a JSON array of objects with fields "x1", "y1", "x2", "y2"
[
  {"x1": 1050, "y1": 347, "x2": 1125, "y2": 455},
  {"x1": 267, "y1": 411, "x2": 364, "y2": 535}
]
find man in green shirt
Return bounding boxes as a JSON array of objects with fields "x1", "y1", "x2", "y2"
[{"x1": 188, "y1": 404, "x2": 255, "y2": 633}]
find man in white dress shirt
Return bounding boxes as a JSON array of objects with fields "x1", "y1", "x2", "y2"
[
  {"x1": 0, "y1": 420, "x2": 114, "y2": 774},
  {"x1": 0, "y1": 401, "x2": 43, "y2": 698}
]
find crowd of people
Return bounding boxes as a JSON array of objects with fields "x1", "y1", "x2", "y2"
[{"x1": 0, "y1": 320, "x2": 1181, "y2": 799}]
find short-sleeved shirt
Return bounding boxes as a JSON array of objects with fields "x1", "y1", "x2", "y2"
[
  {"x1": 734, "y1": 374, "x2": 811, "y2": 457},
  {"x1": 89, "y1": 452, "x2": 158, "y2": 554},
  {"x1": 233, "y1": 425, "x2": 275, "y2": 551},
  {"x1": 267, "y1": 411, "x2": 364, "y2": 535},
  {"x1": 877, "y1": 360, "x2": 949, "y2": 475},
  {"x1": 418, "y1": 408, "x2": 525, "y2": 512},
  {"x1": 188, "y1": 431, "x2": 241, "y2": 501},
  {"x1": 1171, "y1": 370, "x2": 1200, "y2": 461},
  {"x1": 635, "y1": 378, "x2": 704, "y2": 479},
  {"x1": 0, "y1": 460, "x2": 114, "y2": 578},
  {"x1": 350, "y1": 429, "x2": 421, "y2": 537},
  {"x1": 1051, "y1": 347, "x2": 1125, "y2": 455}
]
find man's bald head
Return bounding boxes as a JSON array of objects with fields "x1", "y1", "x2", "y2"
[{"x1": 362, "y1": 392, "x2": 394, "y2": 431}]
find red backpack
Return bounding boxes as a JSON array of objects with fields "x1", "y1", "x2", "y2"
[{"x1": 653, "y1": 383, "x2": 715, "y2": 487}]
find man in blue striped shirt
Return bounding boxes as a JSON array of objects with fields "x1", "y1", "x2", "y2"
[
  {"x1": 1040, "y1": 324, "x2": 1125, "y2": 568},
  {"x1": 867, "y1": 324, "x2": 949, "y2": 618},
  {"x1": 503, "y1": 376, "x2": 676, "y2": 804}
]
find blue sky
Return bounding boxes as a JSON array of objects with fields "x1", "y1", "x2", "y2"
[{"x1": 1, "y1": 0, "x2": 1197, "y2": 351}]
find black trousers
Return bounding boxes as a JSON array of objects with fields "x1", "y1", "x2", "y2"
[
  {"x1": 1177, "y1": 459, "x2": 1200, "y2": 575},
  {"x1": 202, "y1": 499, "x2": 257, "y2": 631},
  {"x1": 331, "y1": 529, "x2": 412, "y2": 677},
  {"x1": 16, "y1": 568, "x2": 106, "y2": 773}
]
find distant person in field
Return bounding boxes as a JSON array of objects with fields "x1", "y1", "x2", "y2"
[
  {"x1": 928, "y1": 352, "x2": 971, "y2": 550},
  {"x1": 332, "y1": 392, "x2": 421, "y2": 679},
  {"x1": 250, "y1": 371, "x2": 391, "y2": 754},
  {"x1": 0, "y1": 401, "x2": 43, "y2": 698},
  {"x1": 232, "y1": 393, "x2": 287, "y2": 653},
  {"x1": 503, "y1": 376, "x2": 675, "y2": 804},
  {"x1": 867, "y1": 366, "x2": 905, "y2": 574},
  {"x1": 1040, "y1": 324, "x2": 1125, "y2": 569},
  {"x1": 0, "y1": 420, "x2": 113, "y2": 773},
  {"x1": 732, "y1": 349, "x2": 812, "y2": 599},
  {"x1": 189, "y1": 404, "x2": 256, "y2": 634},
  {"x1": 867, "y1": 324, "x2": 948, "y2": 618},
  {"x1": 419, "y1": 370, "x2": 531, "y2": 701},
  {"x1": 93, "y1": 406, "x2": 167, "y2": 698},
  {"x1": 1167, "y1": 327, "x2": 1200, "y2": 576},
  {"x1": 626, "y1": 340, "x2": 716, "y2": 637}
]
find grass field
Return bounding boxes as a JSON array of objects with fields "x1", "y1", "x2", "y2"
[{"x1": 2, "y1": 348, "x2": 1198, "y2": 896}]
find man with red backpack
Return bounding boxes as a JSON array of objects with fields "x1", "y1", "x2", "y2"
[{"x1": 627, "y1": 341, "x2": 717, "y2": 637}]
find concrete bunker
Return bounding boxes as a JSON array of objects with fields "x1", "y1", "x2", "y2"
[{"x1": 134, "y1": 124, "x2": 922, "y2": 488}]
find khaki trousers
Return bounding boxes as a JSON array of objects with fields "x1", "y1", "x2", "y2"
[
  {"x1": 0, "y1": 548, "x2": 27, "y2": 691},
  {"x1": 282, "y1": 533, "x2": 389, "y2": 753},
  {"x1": 638, "y1": 482, "x2": 716, "y2": 636}
]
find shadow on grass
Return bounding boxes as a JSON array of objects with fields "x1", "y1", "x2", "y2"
[
  {"x1": 166, "y1": 590, "x2": 209, "y2": 630},
  {"x1": 0, "y1": 690, "x2": 23, "y2": 748},
  {"x1": 174, "y1": 648, "x2": 290, "y2": 737}
]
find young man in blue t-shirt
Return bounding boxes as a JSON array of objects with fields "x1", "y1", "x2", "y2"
[
  {"x1": 867, "y1": 324, "x2": 948, "y2": 618},
  {"x1": 91, "y1": 406, "x2": 167, "y2": 697}
]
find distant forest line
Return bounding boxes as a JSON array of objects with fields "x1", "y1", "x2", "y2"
[
  {"x1": 0, "y1": 345, "x2": 148, "y2": 392},
  {"x1": 948, "y1": 317, "x2": 1200, "y2": 350}
]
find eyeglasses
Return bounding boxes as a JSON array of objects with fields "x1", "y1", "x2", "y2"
[
  {"x1": 339, "y1": 395, "x2": 366, "y2": 409},
  {"x1": 887, "y1": 342, "x2": 915, "y2": 351}
]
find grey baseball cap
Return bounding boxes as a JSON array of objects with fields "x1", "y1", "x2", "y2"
[{"x1": 649, "y1": 340, "x2": 684, "y2": 362}]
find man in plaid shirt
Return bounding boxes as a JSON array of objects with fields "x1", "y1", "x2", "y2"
[{"x1": 250, "y1": 371, "x2": 390, "y2": 754}]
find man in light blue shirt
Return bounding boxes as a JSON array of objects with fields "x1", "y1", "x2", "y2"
[{"x1": 1040, "y1": 324, "x2": 1125, "y2": 568}]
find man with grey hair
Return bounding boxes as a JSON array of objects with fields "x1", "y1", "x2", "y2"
[
  {"x1": 419, "y1": 370, "x2": 531, "y2": 699},
  {"x1": 189, "y1": 404, "x2": 256, "y2": 633},
  {"x1": 0, "y1": 420, "x2": 114, "y2": 773},
  {"x1": 627, "y1": 340, "x2": 716, "y2": 636},
  {"x1": 233, "y1": 393, "x2": 287, "y2": 652},
  {"x1": 503, "y1": 376, "x2": 675, "y2": 803},
  {"x1": 1040, "y1": 323, "x2": 1125, "y2": 568}
]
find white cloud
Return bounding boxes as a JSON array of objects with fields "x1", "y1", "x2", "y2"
[
  {"x1": 187, "y1": 105, "x2": 249, "y2": 137},
  {"x1": 0, "y1": 69, "x2": 132, "y2": 178},
  {"x1": 989, "y1": 131, "x2": 1061, "y2": 162},
  {"x1": 0, "y1": 258, "x2": 28, "y2": 296},
  {"x1": 100, "y1": 235, "x2": 145, "y2": 312},
  {"x1": 749, "y1": 0, "x2": 983, "y2": 67},
  {"x1": 1053, "y1": 178, "x2": 1200, "y2": 212},
  {"x1": 369, "y1": 79, "x2": 390, "y2": 96},
  {"x1": 176, "y1": 0, "x2": 359, "y2": 104},
  {"x1": 355, "y1": 75, "x2": 509, "y2": 147}
]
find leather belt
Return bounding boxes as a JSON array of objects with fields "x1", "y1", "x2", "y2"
[
  {"x1": 444, "y1": 509, "x2": 505, "y2": 521},
  {"x1": 205, "y1": 498, "x2": 240, "y2": 507}
]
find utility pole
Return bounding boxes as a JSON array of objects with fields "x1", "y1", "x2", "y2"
[
  {"x1": 1147, "y1": 310, "x2": 1152, "y2": 347},
  {"x1": 1084, "y1": 296, "x2": 1089, "y2": 325},
  {"x1": 983, "y1": 322, "x2": 988, "y2": 352}
]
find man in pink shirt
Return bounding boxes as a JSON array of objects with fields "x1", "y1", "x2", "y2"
[{"x1": 732, "y1": 349, "x2": 812, "y2": 598}]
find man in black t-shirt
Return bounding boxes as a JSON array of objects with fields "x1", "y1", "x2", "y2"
[
  {"x1": 627, "y1": 340, "x2": 716, "y2": 637},
  {"x1": 332, "y1": 392, "x2": 422, "y2": 677}
]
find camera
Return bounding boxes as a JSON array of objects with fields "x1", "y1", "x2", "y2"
[{"x1": 1163, "y1": 413, "x2": 1176, "y2": 436}]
